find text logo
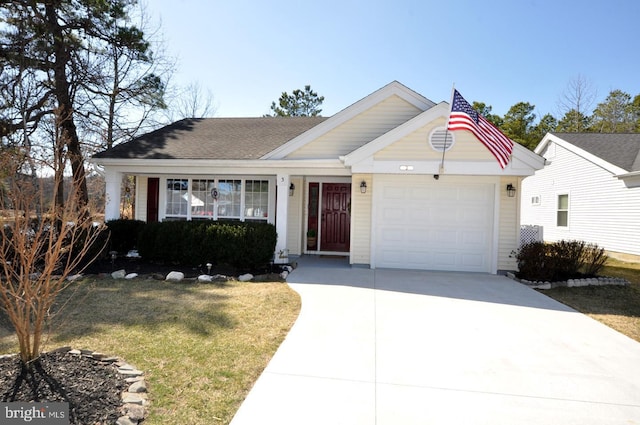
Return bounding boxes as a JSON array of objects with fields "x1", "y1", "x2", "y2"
[{"x1": 2, "y1": 403, "x2": 68, "y2": 424}]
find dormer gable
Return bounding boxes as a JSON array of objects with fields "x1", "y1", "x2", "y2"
[{"x1": 263, "y1": 81, "x2": 436, "y2": 160}]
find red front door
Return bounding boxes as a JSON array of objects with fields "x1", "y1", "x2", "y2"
[
  {"x1": 320, "y1": 183, "x2": 351, "y2": 252},
  {"x1": 147, "y1": 178, "x2": 159, "y2": 222}
]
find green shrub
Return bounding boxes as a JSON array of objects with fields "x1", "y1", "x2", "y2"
[
  {"x1": 137, "y1": 220, "x2": 277, "y2": 270},
  {"x1": 581, "y1": 243, "x2": 607, "y2": 276},
  {"x1": 105, "y1": 219, "x2": 146, "y2": 254},
  {"x1": 516, "y1": 240, "x2": 608, "y2": 282},
  {"x1": 516, "y1": 241, "x2": 552, "y2": 281},
  {"x1": 136, "y1": 221, "x2": 161, "y2": 261}
]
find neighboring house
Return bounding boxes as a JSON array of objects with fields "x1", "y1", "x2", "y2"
[
  {"x1": 92, "y1": 81, "x2": 544, "y2": 273},
  {"x1": 521, "y1": 132, "x2": 640, "y2": 258}
]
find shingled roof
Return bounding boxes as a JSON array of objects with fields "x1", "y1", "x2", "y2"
[
  {"x1": 93, "y1": 117, "x2": 328, "y2": 160},
  {"x1": 551, "y1": 132, "x2": 640, "y2": 172}
]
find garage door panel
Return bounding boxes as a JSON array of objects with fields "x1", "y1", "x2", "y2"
[
  {"x1": 461, "y1": 253, "x2": 486, "y2": 268},
  {"x1": 407, "y1": 229, "x2": 430, "y2": 242},
  {"x1": 431, "y1": 229, "x2": 459, "y2": 247},
  {"x1": 460, "y1": 187, "x2": 488, "y2": 201},
  {"x1": 462, "y1": 230, "x2": 487, "y2": 246},
  {"x1": 408, "y1": 187, "x2": 432, "y2": 200},
  {"x1": 383, "y1": 208, "x2": 405, "y2": 221},
  {"x1": 433, "y1": 252, "x2": 456, "y2": 268},
  {"x1": 407, "y1": 250, "x2": 431, "y2": 264},
  {"x1": 407, "y1": 211, "x2": 427, "y2": 222},
  {"x1": 380, "y1": 227, "x2": 404, "y2": 243},
  {"x1": 382, "y1": 186, "x2": 405, "y2": 199},
  {"x1": 375, "y1": 176, "x2": 494, "y2": 272}
]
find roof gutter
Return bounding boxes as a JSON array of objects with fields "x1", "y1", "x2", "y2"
[
  {"x1": 90, "y1": 157, "x2": 345, "y2": 168},
  {"x1": 615, "y1": 170, "x2": 640, "y2": 188}
]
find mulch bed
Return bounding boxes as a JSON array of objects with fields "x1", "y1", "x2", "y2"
[
  {"x1": 83, "y1": 256, "x2": 279, "y2": 279},
  {"x1": 0, "y1": 351, "x2": 128, "y2": 424}
]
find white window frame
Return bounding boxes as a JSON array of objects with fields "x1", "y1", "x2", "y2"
[
  {"x1": 159, "y1": 176, "x2": 276, "y2": 223},
  {"x1": 556, "y1": 193, "x2": 569, "y2": 228}
]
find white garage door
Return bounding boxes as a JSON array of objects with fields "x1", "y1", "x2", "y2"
[{"x1": 374, "y1": 176, "x2": 495, "y2": 272}]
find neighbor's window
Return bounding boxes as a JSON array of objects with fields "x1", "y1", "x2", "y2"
[
  {"x1": 531, "y1": 195, "x2": 541, "y2": 206},
  {"x1": 557, "y1": 194, "x2": 569, "y2": 227}
]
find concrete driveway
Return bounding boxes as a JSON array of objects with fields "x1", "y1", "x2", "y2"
[{"x1": 231, "y1": 256, "x2": 640, "y2": 425}]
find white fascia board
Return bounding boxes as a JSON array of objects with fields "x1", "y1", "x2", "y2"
[
  {"x1": 615, "y1": 171, "x2": 640, "y2": 188},
  {"x1": 533, "y1": 132, "x2": 553, "y2": 155},
  {"x1": 351, "y1": 159, "x2": 539, "y2": 176},
  {"x1": 343, "y1": 103, "x2": 450, "y2": 166},
  {"x1": 537, "y1": 133, "x2": 627, "y2": 175},
  {"x1": 263, "y1": 81, "x2": 436, "y2": 160},
  {"x1": 511, "y1": 143, "x2": 545, "y2": 171},
  {"x1": 92, "y1": 158, "x2": 349, "y2": 176}
]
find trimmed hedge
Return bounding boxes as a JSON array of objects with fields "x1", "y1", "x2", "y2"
[
  {"x1": 137, "y1": 220, "x2": 277, "y2": 270},
  {"x1": 516, "y1": 240, "x2": 607, "y2": 282},
  {"x1": 105, "y1": 219, "x2": 146, "y2": 254}
]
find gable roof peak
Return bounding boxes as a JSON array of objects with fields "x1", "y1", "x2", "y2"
[
  {"x1": 263, "y1": 81, "x2": 437, "y2": 159},
  {"x1": 544, "y1": 132, "x2": 640, "y2": 172}
]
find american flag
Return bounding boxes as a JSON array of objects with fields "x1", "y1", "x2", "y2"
[{"x1": 447, "y1": 89, "x2": 514, "y2": 169}]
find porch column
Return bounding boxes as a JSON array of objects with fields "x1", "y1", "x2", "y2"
[
  {"x1": 275, "y1": 173, "x2": 290, "y2": 262},
  {"x1": 104, "y1": 169, "x2": 122, "y2": 221}
]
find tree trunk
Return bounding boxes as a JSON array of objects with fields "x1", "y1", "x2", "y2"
[{"x1": 45, "y1": 2, "x2": 89, "y2": 212}]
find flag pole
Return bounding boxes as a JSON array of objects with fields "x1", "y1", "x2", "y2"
[{"x1": 439, "y1": 83, "x2": 456, "y2": 175}]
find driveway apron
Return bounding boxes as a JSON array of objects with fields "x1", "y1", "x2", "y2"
[{"x1": 230, "y1": 257, "x2": 640, "y2": 425}]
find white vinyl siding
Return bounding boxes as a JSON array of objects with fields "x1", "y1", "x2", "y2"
[
  {"x1": 286, "y1": 177, "x2": 303, "y2": 255},
  {"x1": 135, "y1": 176, "x2": 148, "y2": 222},
  {"x1": 350, "y1": 174, "x2": 372, "y2": 266},
  {"x1": 497, "y1": 177, "x2": 520, "y2": 272},
  {"x1": 374, "y1": 119, "x2": 497, "y2": 162},
  {"x1": 522, "y1": 142, "x2": 640, "y2": 256}
]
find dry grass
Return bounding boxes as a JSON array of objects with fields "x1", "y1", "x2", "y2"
[
  {"x1": 0, "y1": 278, "x2": 301, "y2": 424},
  {"x1": 542, "y1": 258, "x2": 640, "y2": 342}
]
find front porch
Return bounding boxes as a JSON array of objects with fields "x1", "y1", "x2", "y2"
[{"x1": 103, "y1": 170, "x2": 360, "y2": 265}]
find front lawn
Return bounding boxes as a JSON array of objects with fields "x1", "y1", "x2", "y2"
[
  {"x1": 542, "y1": 258, "x2": 640, "y2": 342},
  {"x1": 0, "y1": 278, "x2": 301, "y2": 424}
]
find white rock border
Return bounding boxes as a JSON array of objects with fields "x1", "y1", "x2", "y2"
[
  {"x1": 507, "y1": 272, "x2": 629, "y2": 290},
  {"x1": 57, "y1": 347, "x2": 148, "y2": 425}
]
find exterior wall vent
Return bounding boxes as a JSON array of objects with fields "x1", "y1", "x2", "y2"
[{"x1": 429, "y1": 127, "x2": 455, "y2": 152}]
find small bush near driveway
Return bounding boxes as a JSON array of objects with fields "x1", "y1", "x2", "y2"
[{"x1": 517, "y1": 240, "x2": 607, "y2": 282}]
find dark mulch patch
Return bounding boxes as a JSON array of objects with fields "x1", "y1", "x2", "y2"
[
  {"x1": 0, "y1": 351, "x2": 128, "y2": 425},
  {"x1": 83, "y1": 256, "x2": 288, "y2": 279},
  {"x1": 83, "y1": 256, "x2": 221, "y2": 278}
]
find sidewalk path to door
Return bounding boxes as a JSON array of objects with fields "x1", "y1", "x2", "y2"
[{"x1": 231, "y1": 256, "x2": 640, "y2": 425}]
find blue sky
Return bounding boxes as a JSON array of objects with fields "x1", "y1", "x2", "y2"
[{"x1": 148, "y1": 0, "x2": 640, "y2": 120}]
